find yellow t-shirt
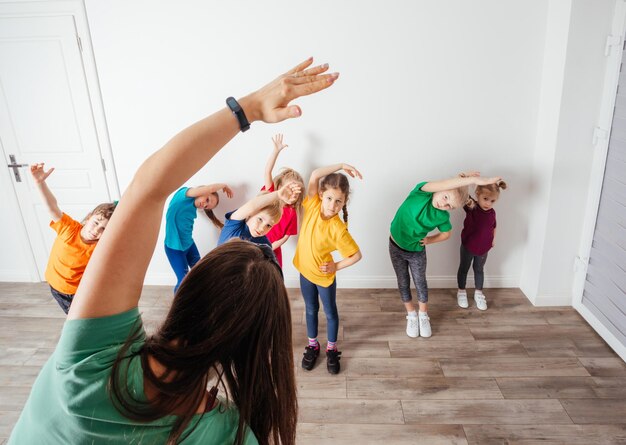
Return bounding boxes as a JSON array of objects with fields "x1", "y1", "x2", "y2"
[
  {"x1": 293, "y1": 195, "x2": 360, "y2": 287},
  {"x1": 45, "y1": 213, "x2": 96, "y2": 295}
]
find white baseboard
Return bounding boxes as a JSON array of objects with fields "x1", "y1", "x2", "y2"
[{"x1": 527, "y1": 293, "x2": 573, "y2": 307}]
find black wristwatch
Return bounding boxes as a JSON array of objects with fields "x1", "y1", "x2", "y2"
[{"x1": 226, "y1": 97, "x2": 250, "y2": 132}]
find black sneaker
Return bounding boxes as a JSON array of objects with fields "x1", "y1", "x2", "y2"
[
  {"x1": 301, "y1": 345, "x2": 320, "y2": 371},
  {"x1": 326, "y1": 349, "x2": 342, "y2": 374}
]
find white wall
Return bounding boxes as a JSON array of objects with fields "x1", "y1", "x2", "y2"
[
  {"x1": 84, "y1": 0, "x2": 547, "y2": 288},
  {"x1": 521, "y1": 0, "x2": 615, "y2": 305}
]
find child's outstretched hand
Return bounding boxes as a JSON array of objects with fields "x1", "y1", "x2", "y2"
[
  {"x1": 244, "y1": 57, "x2": 339, "y2": 123},
  {"x1": 278, "y1": 181, "x2": 302, "y2": 205},
  {"x1": 476, "y1": 176, "x2": 503, "y2": 186},
  {"x1": 272, "y1": 134, "x2": 288, "y2": 152},
  {"x1": 459, "y1": 171, "x2": 480, "y2": 178},
  {"x1": 30, "y1": 163, "x2": 54, "y2": 184},
  {"x1": 221, "y1": 185, "x2": 234, "y2": 199},
  {"x1": 342, "y1": 164, "x2": 363, "y2": 179}
]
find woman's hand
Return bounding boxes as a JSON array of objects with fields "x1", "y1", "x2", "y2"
[{"x1": 242, "y1": 57, "x2": 339, "y2": 123}]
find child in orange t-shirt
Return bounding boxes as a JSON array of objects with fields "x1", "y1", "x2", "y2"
[{"x1": 30, "y1": 163, "x2": 116, "y2": 313}]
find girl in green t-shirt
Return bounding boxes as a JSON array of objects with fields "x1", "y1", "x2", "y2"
[{"x1": 389, "y1": 172, "x2": 502, "y2": 339}]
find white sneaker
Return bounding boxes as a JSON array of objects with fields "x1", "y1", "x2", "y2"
[
  {"x1": 419, "y1": 312, "x2": 432, "y2": 338},
  {"x1": 406, "y1": 315, "x2": 419, "y2": 338},
  {"x1": 474, "y1": 291, "x2": 488, "y2": 311},
  {"x1": 457, "y1": 290, "x2": 469, "y2": 308}
]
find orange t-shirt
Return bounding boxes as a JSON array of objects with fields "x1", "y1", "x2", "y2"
[{"x1": 45, "y1": 213, "x2": 96, "y2": 295}]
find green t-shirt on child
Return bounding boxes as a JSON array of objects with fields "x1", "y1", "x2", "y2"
[
  {"x1": 390, "y1": 181, "x2": 452, "y2": 252},
  {"x1": 8, "y1": 308, "x2": 258, "y2": 445}
]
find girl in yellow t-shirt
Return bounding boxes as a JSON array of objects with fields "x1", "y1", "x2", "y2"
[
  {"x1": 30, "y1": 163, "x2": 116, "y2": 314},
  {"x1": 293, "y1": 163, "x2": 363, "y2": 374}
]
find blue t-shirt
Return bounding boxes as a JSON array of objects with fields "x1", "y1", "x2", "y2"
[
  {"x1": 217, "y1": 210, "x2": 271, "y2": 247},
  {"x1": 165, "y1": 187, "x2": 197, "y2": 251}
]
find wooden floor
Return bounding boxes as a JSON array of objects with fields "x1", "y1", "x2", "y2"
[{"x1": 1, "y1": 283, "x2": 626, "y2": 444}]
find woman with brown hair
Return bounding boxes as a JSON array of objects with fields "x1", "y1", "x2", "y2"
[{"x1": 8, "y1": 57, "x2": 338, "y2": 445}]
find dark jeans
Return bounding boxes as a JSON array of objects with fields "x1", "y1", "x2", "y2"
[
  {"x1": 300, "y1": 274, "x2": 338, "y2": 343},
  {"x1": 165, "y1": 242, "x2": 201, "y2": 293},
  {"x1": 457, "y1": 244, "x2": 488, "y2": 290},
  {"x1": 388, "y1": 238, "x2": 428, "y2": 303},
  {"x1": 50, "y1": 286, "x2": 73, "y2": 314}
]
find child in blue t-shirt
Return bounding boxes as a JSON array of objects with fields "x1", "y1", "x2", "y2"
[
  {"x1": 165, "y1": 184, "x2": 233, "y2": 292},
  {"x1": 217, "y1": 182, "x2": 301, "y2": 249}
]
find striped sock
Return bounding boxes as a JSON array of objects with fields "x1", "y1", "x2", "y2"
[
  {"x1": 326, "y1": 341, "x2": 337, "y2": 351},
  {"x1": 308, "y1": 338, "x2": 319, "y2": 349}
]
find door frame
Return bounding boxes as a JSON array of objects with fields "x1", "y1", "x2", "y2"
[
  {"x1": 0, "y1": 0, "x2": 120, "y2": 282},
  {"x1": 572, "y1": 0, "x2": 626, "y2": 362}
]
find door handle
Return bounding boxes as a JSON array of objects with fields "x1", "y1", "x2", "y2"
[{"x1": 7, "y1": 154, "x2": 28, "y2": 182}]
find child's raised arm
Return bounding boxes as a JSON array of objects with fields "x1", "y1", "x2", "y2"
[
  {"x1": 30, "y1": 163, "x2": 62, "y2": 222},
  {"x1": 307, "y1": 163, "x2": 362, "y2": 198},
  {"x1": 264, "y1": 134, "x2": 288, "y2": 190},
  {"x1": 231, "y1": 182, "x2": 301, "y2": 221},
  {"x1": 421, "y1": 173, "x2": 502, "y2": 193},
  {"x1": 186, "y1": 183, "x2": 234, "y2": 199},
  {"x1": 69, "y1": 58, "x2": 338, "y2": 320}
]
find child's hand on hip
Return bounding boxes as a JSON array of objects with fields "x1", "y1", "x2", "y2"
[{"x1": 320, "y1": 262, "x2": 337, "y2": 274}]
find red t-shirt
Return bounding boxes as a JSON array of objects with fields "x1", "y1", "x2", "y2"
[{"x1": 261, "y1": 183, "x2": 298, "y2": 267}]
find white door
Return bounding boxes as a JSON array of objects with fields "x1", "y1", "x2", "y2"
[{"x1": 0, "y1": 15, "x2": 112, "y2": 280}]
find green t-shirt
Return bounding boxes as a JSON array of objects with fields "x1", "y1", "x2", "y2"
[
  {"x1": 390, "y1": 182, "x2": 452, "y2": 251},
  {"x1": 8, "y1": 308, "x2": 258, "y2": 445}
]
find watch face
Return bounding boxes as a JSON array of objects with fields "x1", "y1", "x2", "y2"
[{"x1": 226, "y1": 97, "x2": 240, "y2": 111}]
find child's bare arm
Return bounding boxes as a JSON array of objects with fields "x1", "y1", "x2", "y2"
[
  {"x1": 320, "y1": 250, "x2": 362, "y2": 275},
  {"x1": 271, "y1": 234, "x2": 290, "y2": 251},
  {"x1": 69, "y1": 58, "x2": 338, "y2": 320},
  {"x1": 421, "y1": 175, "x2": 501, "y2": 193},
  {"x1": 186, "y1": 183, "x2": 234, "y2": 199},
  {"x1": 231, "y1": 182, "x2": 301, "y2": 220},
  {"x1": 30, "y1": 163, "x2": 62, "y2": 222},
  {"x1": 420, "y1": 231, "x2": 452, "y2": 246},
  {"x1": 264, "y1": 134, "x2": 288, "y2": 190},
  {"x1": 307, "y1": 163, "x2": 362, "y2": 198}
]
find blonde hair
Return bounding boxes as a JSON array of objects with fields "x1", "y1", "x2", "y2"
[
  {"x1": 81, "y1": 202, "x2": 117, "y2": 225},
  {"x1": 274, "y1": 168, "x2": 304, "y2": 210},
  {"x1": 467, "y1": 180, "x2": 507, "y2": 209},
  {"x1": 257, "y1": 196, "x2": 283, "y2": 225}
]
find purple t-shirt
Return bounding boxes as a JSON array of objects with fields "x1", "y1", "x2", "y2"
[{"x1": 460, "y1": 202, "x2": 497, "y2": 256}]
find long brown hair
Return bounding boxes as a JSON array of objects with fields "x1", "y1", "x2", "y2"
[
  {"x1": 204, "y1": 192, "x2": 224, "y2": 229},
  {"x1": 109, "y1": 240, "x2": 297, "y2": 445},
  {"x1": 320, "y1": 173, "x2": 351, "y2": 224}
]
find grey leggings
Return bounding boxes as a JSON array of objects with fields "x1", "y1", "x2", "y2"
[
  {"x1": 388, "y1": 238, "x2": 428, "y2": 303},
  {"x1": 457, "y1": 244, "x2": 488, "y2": 290}
]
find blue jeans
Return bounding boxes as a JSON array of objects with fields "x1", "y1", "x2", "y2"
[
  {"x1": 165, "y1": 243, "x2": 201, "y2": 293},
  {"x1": 50, "y1": 286, "x2": 73, "y2": 314},
  {"x1": 300, "y1": 274, "x2": 338, "y2": 343}
]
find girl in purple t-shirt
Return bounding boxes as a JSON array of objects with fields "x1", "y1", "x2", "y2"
[{"x1": 456, "y1": 180, "x2": 507, "y2": 310}]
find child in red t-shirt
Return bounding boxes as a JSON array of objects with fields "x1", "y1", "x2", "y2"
[{"x1": 260, "y1": 134, "x2": 304, "y2": 267}]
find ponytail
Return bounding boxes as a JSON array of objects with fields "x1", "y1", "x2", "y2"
[{"x1": 204, "y1": 209, "x2": 224, "y2": 229}]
